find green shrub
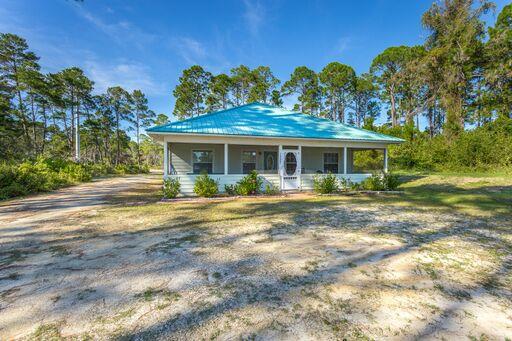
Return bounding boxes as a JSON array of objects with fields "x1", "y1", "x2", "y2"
[
  {"x1": 224, "y1": 184, "x2": 237, "y2": 196},
  {"x1": 163, "y1": 177, "x2": 181, "y2": 198},
  {"x1": 382, "y1": 173, "x2": 400, "y2": 190},
  {"x1": 235, "y1": 171, "x2": 263, "y2": 195},
  {"x1": 361, "y1": 173, "x2": 385, "y2": 191},
  {"x1": 193, "y1": 173, "x2": 218, "y2": 197},
  {"x1": 264, "y1": 183, "x2": 279, "y2": 195},
  {"x1": 361, "y1": 172, "x2": 400, "y2": 191},
  {"x1": 0, "y1": 182, "x2": 27, "y2": 200},
  {"x1": 0, "y1": 158, "x2": 151, "y2": 200},
  {"x1": 61, "y1": 163, "x2": 92, "y2": 182},
  {"x1": 313, "y1": 173, "x2": 339, "y2": 194}
]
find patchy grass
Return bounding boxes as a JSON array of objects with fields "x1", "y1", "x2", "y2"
[{"x1": 1, "y1": 173, "x2": 511, "y2": 340}]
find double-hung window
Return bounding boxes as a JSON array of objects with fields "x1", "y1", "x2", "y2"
[
  {"x1": 242, "y1": 151, "x2": 256, "y2": 174},
  {"x1": 323, "y1": 152, "x2": 339, "y2": 174},
  {"x1": 192, "y1": 150, "x2": 213, "y2": 174}
]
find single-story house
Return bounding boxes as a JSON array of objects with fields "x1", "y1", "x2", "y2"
[{"x1": 147, "y1": 102, "x2": 403, "y2": 194}]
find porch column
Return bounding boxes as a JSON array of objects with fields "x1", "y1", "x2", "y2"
[
  {"x1": 298, "y1": 145, "x2": 302, "y2": 190},
  {"x1": 163, "y1": 141, "x2": 168, "y2": 177},
  {"x1": 278, "y1": 145, "x2": 283, "y2": 189},
  {"x1": 384, "y1": 148, "x2": 388, "y2": 173},
  {"x1": 343, "y1": 146, "x2": 348, "y2": 174},
  {"x1": 224, "y1": 143, "x2": 228, "y2": 175}
]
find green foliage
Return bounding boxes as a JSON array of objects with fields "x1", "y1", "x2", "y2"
[
  {"x1": 361, "y1": 172, "x2": 400, "y2": 191},
  {"x1": 0, "y1": 158, "x2": 149, "y2": 200},
  {"x1": 282, "y1": 66, "x2": 321, "y2": 115},
  {"x1": 163, "y1": 178, "x2": 181, "y2": 199},
  {"x1": 313, "y1": 173, "x2": 339, "y2": 194},
  {"x1": 319, "y1": 62, "x2": 356, "y2": 122},
  {"x1": 235, "y1": 171, "x2": 263, "y2": 196},
  {"x1": 173, "y1": 65, "x2": 212, "y2": 119},
  {"x1": 381, "y1": 118, "x2": 512, "y2": 172},
  {"x1": 264, "y1": 183, "x2": 279, "y2": 195},
  {"x1": 224, "y1": 184, "x2": 237, "y2": 196},
  {"x1": 193, "y1": 173, "x2": 218, "y2": 197}
]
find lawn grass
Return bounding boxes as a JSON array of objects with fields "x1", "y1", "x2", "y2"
[{"x1": 6, "y1": 172, "x2": 510, "y2": 339}]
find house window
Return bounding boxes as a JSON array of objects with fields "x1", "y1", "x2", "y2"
[
  {"x1": 264, "y1": 151, "x2": 277, "y2": 171},
  {"x1": 324, "y1": 152, "x2": 339, "y2": 174},
  {"x1": 192, "y1": 150, "x2": 213, "y2": 174},
  {"x1": 242, "y1": 151, "x2": 256, "y2": 174}
]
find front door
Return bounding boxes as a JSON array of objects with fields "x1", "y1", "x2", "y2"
[{"x1": 280, "y1": 149, "x2": 301, "y2": 190}]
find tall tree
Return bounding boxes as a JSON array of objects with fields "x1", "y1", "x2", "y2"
[
  {"x1": 106, "y1": 86, "x2": 132, "y2": 165},
  {"x1": 282, "y1": 66, "x2": 321, "y2": 115},
  {"x1": 319, "y1": 62, "x2": 356, "y2": 123},
  {"x1": 270, "y1": 89, "x2": 283, "y2": 107},
  {"x1": 173, "y1": 65, "x2": 211, "y2": 119},
  {"x1": 230, "y1": 65, "x2": 252, "y2": 106},
  {"x1": 0, "y1": 33, "x2": 40, "y2": 152},
  {"x1": 248, "y1": 66, "x2": 280, "y2": 103},
  {"x1": 352, "y1": 73, "x2": 380, "y2": 127},
  {"x1": 131, "y1": 90, "x2": 156, "y2": 166},
  {"x1": 484, "y1": 3, "x2": 512, "y2": 119},
  {"x1": 370, "y1": 46, "x2": 420, "y2": 127},
  {"x1": 206, "y1": 73, "x2": 232, "y2": 111},
  {"x1": 56, "y1": 67, "x2": 93, "y2": 160},
  {"x1": 422, "y1": 0, "x2": 494, "y2": 136}
]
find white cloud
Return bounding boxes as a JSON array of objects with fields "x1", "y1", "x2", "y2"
[
  {"x1": 75, "y1": 6, "x2": 155, "y2": 49},
  {"x1": 243, "y1": 0, "x2": 265, "y2": 37},
  {"x1": 335, "y1": 37, "x2": 352, "y2": 55},
  {"x1": 171, "y1": 37, "x2": 207, "y2": 65},
  {"x1": 84, "y1": 59, "x2": 165, "y2": 96}
]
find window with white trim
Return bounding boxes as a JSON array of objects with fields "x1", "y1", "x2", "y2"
[
  {"x1": 192, "y1": 150, "x2": 213, "y2": 174},
  {"x1": 242, "y1": 151, "x2": 256, "y2": 174},
  {"x1": 323, "y1": 152, "x2": 339, "y2": 174}
]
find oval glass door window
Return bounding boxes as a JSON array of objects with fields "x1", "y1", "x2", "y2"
[
  {"x1": 285, "y1": 152, "x2": 297, "y2": 175},
  {"x1": 266, "y1": 153, "x2": 275, "y2": 170}
]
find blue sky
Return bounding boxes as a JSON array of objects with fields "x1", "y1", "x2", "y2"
[{"x1": 0, "y1": 0, "x2": 508, "y2": 127}]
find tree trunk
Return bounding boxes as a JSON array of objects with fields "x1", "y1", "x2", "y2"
[
  {"x1": 116, "y1": 112, "x2": 120, "y2": 166},
  {"x1": 389, "y1": 85, "x2": 397, "y2": 127}
]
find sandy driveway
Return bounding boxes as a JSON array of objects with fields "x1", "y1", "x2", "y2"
[
  {"x1": 0, "y1": 174, "x2": 160, "y2": 228},
  {"x1": 0, "y1": 174, "x2": 511, "y2": 340}
]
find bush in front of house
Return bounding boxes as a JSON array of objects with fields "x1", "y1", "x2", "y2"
[
  {"x1": 361, "y1": 172, "x2": 400, "y2": 191},
  {"x1": 235, "y1": 170, "x2": 263, "y2": 195},
  {"x1": 264, "y1": 183, "x2": 279, "y2": 195},
  {"x1": 382, "y1": 172, "x2": 400, "y2": 190},
  {"x1": 163, "y1": 178, "x2": 181, "y2": 198},
  {"x1": 313, "y1": 173, "x2": 339, "y2": 194},
  {"x1": 224, "y1": 184, "x2": 237, "y2": 196},
  {"x1": 193, "y1": 173, "x2": 218, "y2": 197}
]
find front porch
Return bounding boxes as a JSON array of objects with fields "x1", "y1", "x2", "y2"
[{"x1": 163, "y1": 142, "x2": 388, "y2": 194}]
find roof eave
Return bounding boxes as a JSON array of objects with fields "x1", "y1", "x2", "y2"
[{"x1": 147, "y1": 131, "x2": 404, "y2": 144}]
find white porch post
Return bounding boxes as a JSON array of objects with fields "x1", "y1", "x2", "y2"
[
  {"x1": 298, "y1": 145, "x2": 302, "y2": 190},
  {"x1": 224, "y1": 143, "x2": 228, "y2": 175},
  {"x1": 343, "y1": 146, "x2": 348, "y2": 174},
  {"x1": 384, "y1": 148, "x2": 388, "y2": 173},
  {"x1": 278, "y1": 145, "x2": 283, "y2": 190},
  {"x1": 163, "y1": 141, "x2": 168, "y2": 177}
]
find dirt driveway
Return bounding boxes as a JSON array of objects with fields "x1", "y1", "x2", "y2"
[{"x1": 0, "y1": 174, "x2": 511, "y2": 340}]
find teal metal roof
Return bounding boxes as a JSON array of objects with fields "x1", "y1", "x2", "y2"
[{"x1": 147, "y1": 102, "x2": 404, "y2": 143}]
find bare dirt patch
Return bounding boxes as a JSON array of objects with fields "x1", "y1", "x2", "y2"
[{"x1": 0, "y1": 174, "x2": 511, "y2": 340}]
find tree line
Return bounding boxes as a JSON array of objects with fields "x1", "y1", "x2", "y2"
[
  {"x1": 0, "y1": 33, "x2": 166, "y2": 166},
  {"x1": 173, "y1": 1, "x2": 511, "y2": 140}
]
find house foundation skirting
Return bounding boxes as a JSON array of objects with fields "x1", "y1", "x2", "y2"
[{"x1": 164, "y1": 173, "x2": 371, "y2": 195}]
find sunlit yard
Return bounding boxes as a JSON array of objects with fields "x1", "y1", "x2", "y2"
[{"x1": 0, "y1": 173, "x2": 510, "y2": 340}]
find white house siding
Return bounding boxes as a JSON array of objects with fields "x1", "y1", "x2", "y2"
[
  {"x1": 227, "y1": 145, "x2": 279, "y2": 174},
  {"x1": 300, "y1": 174, "x2": 370, "y2": 191},
  {"x1": 166, "y1": 174, "x2": 281, "y2": 195},
  {"x1": 301, "y1": 146, "x2": 344, "y2": 174},
  {"x1": 170, "y1": 143, "x2": 351, "y2": 176},
  {"x1": 170, "y1": 143, "x2": 225, "y2": 174}
]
